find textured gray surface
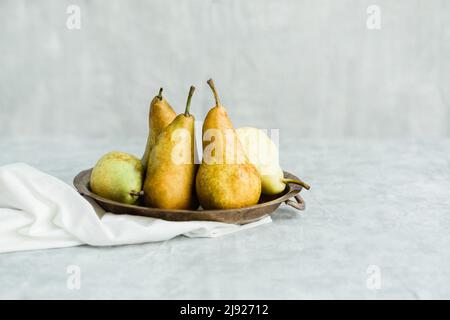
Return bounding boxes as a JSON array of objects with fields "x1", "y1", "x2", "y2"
[
  {"x1": 1, "y1": 0, "x2": 450, "y2": 300},
  {"x1": 1, "y1": 0, "x2": 450, "y2": 140},
  {"x1": 1, "y1": 137, "x2": 449, "y2": 299}
]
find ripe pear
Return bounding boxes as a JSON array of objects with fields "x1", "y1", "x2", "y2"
[
  {"x1": 143, "y1": 86, "x2": 198, "y2": 210},
  {"x1": 195, "y1": 79, "x2": 261, "y2": 210},
  {"x1": 236, "y1": 127, "x2": 310, "y2": 195},
  {"x1": 141, "y1": 88, "x2": 176, "y2": 170},
  {"x1": 90, "y1": 151, "x2": 144, "y2": 204}
]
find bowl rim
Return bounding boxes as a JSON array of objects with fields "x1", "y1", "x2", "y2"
[{"x1": 73, "y1": 168, "x2": 304, "y2": 214}]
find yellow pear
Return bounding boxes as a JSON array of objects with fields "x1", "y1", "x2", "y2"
[
  {"x1": 195, "y1": 79, "x2": 261, "y2": 209},
  {"x1": 143, "y1": 86, "x2": 198, "y2": 210},
  {"x1": 90, "y1": 151, "x2": 144, "y2": 204},
  {"x1": 141, "y1": 88, "x2": 176, "y2": 170},
  {"x1": 236, "y1": 127, "x2": 310, "y2": 195}
]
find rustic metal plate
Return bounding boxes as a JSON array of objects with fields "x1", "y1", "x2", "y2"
[{"x1": 73, "y1": 169, "x2": 306, "y2": 224}]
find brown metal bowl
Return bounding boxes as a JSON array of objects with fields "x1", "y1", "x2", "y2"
[{"x1": 73, "y1": 169, "x2": 306, "y2": 224}]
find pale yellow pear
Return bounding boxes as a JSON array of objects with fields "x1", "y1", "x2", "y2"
[
  {"x1": 196, "y1": 79, "x2": 261, "y2": 210},
  {"x1": 236, "y1": 127, "x2": 310, "y2": 195}
]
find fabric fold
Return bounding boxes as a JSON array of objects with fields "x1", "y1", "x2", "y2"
[{"x1": 0, "y1": 163, "x2": 271, "y2": 254}]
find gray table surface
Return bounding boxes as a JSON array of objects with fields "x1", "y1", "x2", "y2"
[{"x1": 1, "y1": 137, "x2": 449, "y2": 299}]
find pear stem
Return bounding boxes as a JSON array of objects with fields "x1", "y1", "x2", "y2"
[
  {"x1": 185, "y1": 86, "x2": 195, "y2": 116},
  {"x1": 129, "y1": 190, "x2": 144, "y2": 197},
  {"x1": 282, "y1": 178, "x2": 311, "y2": 190},
  {"x1": 207, "y1": 78, "x2": 221, "y2": 106},
  {"x1": 157, "y1": 88, "x2": 163, "y2": 100}
]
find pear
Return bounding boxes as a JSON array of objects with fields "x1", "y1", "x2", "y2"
[
  {"x1": 195, "y1": 79, "x2": 261, "y2": 210},
  {"x1": 90, "y1": 151, "x2": 144, "y2": 204},
  {"x1": 141, "y1": 88, "x2": 176, "y2": 170},
  {"x1": 236, "y1": 127, "x2": 310, "y2": 195},
  {"x1": 143, "y1": 86, "x2": 198, "y2": 210}
]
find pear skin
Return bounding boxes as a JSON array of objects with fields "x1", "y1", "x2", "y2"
[
  {"x1": 196, "y1": 79, "x2": 261, "y2": 209},
  {"x1": 141, "y1": 88, "x2": 176, "y2": 170},
  {"x1": 90, "y1": 151, "x2": 144, "y2": 204},
  {"x1": 236, "y1": 127, "x2": 310, "y2": 195},
  {"x1": 196, "y1": 163, "x2": 261, "y2": 209},
  {"x1": 143, "y1": 86, "x2": 198, "y2": 210}
]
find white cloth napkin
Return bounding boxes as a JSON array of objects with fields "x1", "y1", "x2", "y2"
[{"x1": 0, "y1": 163, "x2": 271, "y2": 254}]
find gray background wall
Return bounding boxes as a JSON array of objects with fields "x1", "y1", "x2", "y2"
[{"x1": 1, "y1": 0, "x2": 449, "y2": 142}]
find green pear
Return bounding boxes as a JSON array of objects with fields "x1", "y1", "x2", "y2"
[
  {"x1": 196, "y1": 79, "x2": 261, "y2": 209},
  {"x1": 143, "y1": 86, "x2": 198, "y2": 210},
  {"x1": 90, "y1": 151, "x2": 144, "y2": 204},
  {"x1": 236, "y1": 127, "x2": 310, "y2": 195}
]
